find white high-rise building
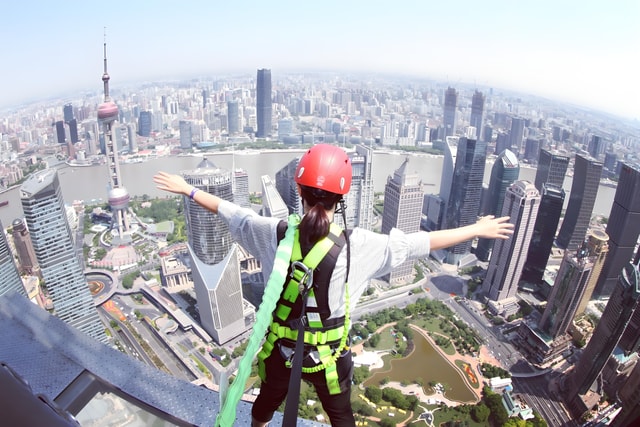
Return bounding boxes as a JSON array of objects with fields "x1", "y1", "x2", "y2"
[
  {"x1": 482, "y1": 180, "x2": 540, "y2": 317},
  {"x1": 182, "y1": 158, "x2": 253, "y2": 344},
  {"x1": 381, "y1": 159, "x2": 423, "y2": 285},
  {"x1": 20, "y1": 169, "x2": 106, "y2": 343}
]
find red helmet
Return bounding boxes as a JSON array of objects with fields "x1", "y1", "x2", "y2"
[{"x1": 295, "y1": 144, "x2": 352, "y2": 195}]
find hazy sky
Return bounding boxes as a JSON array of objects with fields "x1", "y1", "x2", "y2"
[{"x1": 2, "y1": 0, "x2": 638, "y2": 119}]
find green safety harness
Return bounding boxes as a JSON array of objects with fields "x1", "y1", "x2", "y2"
[
  {"x1": 269, "y1": 221, "x2": 351, "y2": 426},
  {"x1": 215, "y1": 213, "x2": 351, "y2": 426}
]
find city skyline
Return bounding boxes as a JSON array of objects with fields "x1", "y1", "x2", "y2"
[{"x1": 1, "y1": 1, "x2": 638, "y2": 121}]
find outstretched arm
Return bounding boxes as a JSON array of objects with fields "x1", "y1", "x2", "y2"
[
  {"x1": 428, "y1": 215, "x2": 514, "y2": 251},
  {"x1": 153, "y1": 171, "x2": 222, "y2": 214}
]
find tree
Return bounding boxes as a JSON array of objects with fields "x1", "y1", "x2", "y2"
[
  {"x1": 379, "y1": 418, "x2": 396, "y2": 427},
  {"x1": 351, "y1": 400, "x2": 373, "y2": 416},
  {"x1": 471, "y1": 404, "x2": 490, "y2": 422},
  {"x1": 352, "y1": 365, "x2": 370, "y2": 385},
  {"x1": 365, "y1": 385, "x2": 382, "y2": 403}
]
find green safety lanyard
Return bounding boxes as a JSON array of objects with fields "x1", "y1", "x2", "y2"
[{"x1": 215, "y1": 214, "x2": 299, "y2": 427}]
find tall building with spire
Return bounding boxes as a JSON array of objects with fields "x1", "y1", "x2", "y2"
[
  {"x1": 534, "y1": 149, "x2": 569, "y2": 192},
  {"x1": 476, "y1": 149, "x2": 519, "y2": 261},
  {"x1": 482, "y1": 181, "x2": 540, "y2": 317},
  {"x1": 556, "y1": 154, "x2": 603, "y2": 251},
  {"x1": 381, "y1": 158, "x2": 423, "y2": 284},
  {"x1": 0, "y1": 220, "x2": 25, "y2": 298},
  {"x1": 593, "y1": 163, "x2": 640, "y2": 299},
  {"x1": 444, "y1": 137, "x2": 487, "y2": 265},
  {"x1": 98, "y1": 34, "x2": 131, "y2": 245},
  {"x1": 443, "y1": 87, "x2": 458, "y2": 138},
  {"x1": 256, "y1": 69, "x2": 272, "y2": 138},
  {"x1": 182, "y1": 158, "x2": 253, "y2": 344},
  {"x1": 469, "y1": 90, "x2": 485, "y2": 141},
  {"x1": 20, "y1": 169, "x2": 106, "y2": 343}
]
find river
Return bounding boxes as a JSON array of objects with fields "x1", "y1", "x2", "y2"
[{"x1": 0, "y1": 149, "x2": 617, "y2": 227}]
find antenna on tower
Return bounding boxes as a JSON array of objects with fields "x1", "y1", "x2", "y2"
[{"x1": 102, "y1": 26, "x2": 111, "y2": 101}]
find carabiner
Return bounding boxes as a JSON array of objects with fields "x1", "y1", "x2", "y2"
[{"x1": 290, "y1": 260, "x2": 314, "y2": 296}]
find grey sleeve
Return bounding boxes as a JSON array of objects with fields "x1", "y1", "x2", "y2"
[{"x1": 217, "y1": 200, "x2": 280, "y2": 263}]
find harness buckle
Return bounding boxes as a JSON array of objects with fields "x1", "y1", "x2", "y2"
[{"x1": 290, "y1": 261, "x2": 314, "y2": 296}]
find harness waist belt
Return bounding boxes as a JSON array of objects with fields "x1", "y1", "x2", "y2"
[{"x1": 269, "y1": 322, "x2": 346, "y2": 346}]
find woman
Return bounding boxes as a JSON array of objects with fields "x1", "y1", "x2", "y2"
[{"x1": 154, "y1": 144, "x2": 513, "y2": 426}]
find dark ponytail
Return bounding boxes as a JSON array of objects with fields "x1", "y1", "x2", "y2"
[
  {"x1": 298, "y1": 185, "x2": 342, "y2": 249},
  {"x1": 299, "y1": 204, "x2": 330, "y2": 248}
]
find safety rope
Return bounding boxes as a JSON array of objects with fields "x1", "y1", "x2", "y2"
[{"x1": 215, "y1": 214, "x2": 299, "y2": 427}]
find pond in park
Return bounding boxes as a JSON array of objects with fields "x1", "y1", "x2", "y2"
[{"x1": 364, "y1": 327, "x2": 477, "y2": 403}]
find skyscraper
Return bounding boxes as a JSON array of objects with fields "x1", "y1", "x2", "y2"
[
  {"x1": 438, "y1": 136, "x2": 458, "y2": 228},
  {"x1": 233, "y1": 168, "x2": 251, "y2": 209},
  {"x1": 593, "y1": 163, "x2": 640, "y2": 299},
  {"x1": 138, "y1": 110, "x2": 152, "y2": 137},
  {"x1": 534, "y1": 148, "x2": 569, "y2": 192},
  {"x1": 539, "y1": 237, "x2": 601, "y2": 338},
  {"x1": 588, "y1": 135, "x2": 604, "y2": 159},
  {"x1": 521, "y1": 184, "x2": 565, "y2": 284},
  {"x1": 576, "y1": 230, "x2": 609, "y2": 315},
  {"x1": 509, "y1": 116, "x2": 525, "y2": 156},
  {"x1": 68, "y1": 118, "x2": 79, "y2": 144},
  {"x1": 182, "y1": 158, "x2": 252, "y2": 344},
  {"x1": 275, "y1": 157, "x2": 303, "y2": 216},
  {"x1": 256, "y1": 68, "x2": 272, "y2": 138},
  {"x1": 179, "y1": 120, "x2": 193, "y2": 149},
  {"x1": 227, "y1": 100, "x2": 240, "y2": 134},
  {"x1": 340, "y1": 144, "x2": 375, "y2": 230},
  {"x1": 10, "y1": 217, "x2": 39, "y2": 276},
  {"x1": 0, "y1": 220, "x2": 25, "y2": 298},
  {"x1": 443, "y1": 87, "x2": 458, "y2": 138},
  {"x1": 614, "y1": 360, "x2": 640, "y2": 427},
  {"x1": 444, "y1": 137, "x2": 487, "y2": 265},
  {"x1": 565, "y1": 261, "x2": 640, "y2": 418},
  {"x1": 476, "y1": 149, "x2": 519, "y2": 261},
  {"x1": 20, "y1": 169, "x2": 106, "y2": 343},
  {"x1": 556, "y1": 154, "x2": 603, "y2": 251},
  {"x1": 381, "y1": 159, "x2": 423, "y2": 284},
  {"x1": 469, "y1": 90, "x2": 485, "y2": 141},
  {"x1": 98, "y1": 37, "x2": 131, "y2": 245},
  {"x1": 261, "y1": 175, "x2": 289, "y2": 220},
  {"x1": 55, "y1": 120, "x2": 66, "y2": 144},
  {"x1": 63, "y1": 103, "x2": 74, "y2": 123},
  {"x1": 183, "y1": 158, "x2": 233, "y2": 265},
  {"x1": 189, "y1": 243, "x2": 254, "y2": 345},
  {"x1": 482, "y1": 181, "x2": 540, "y2": 316},
  {"x1": 517, "y1": 230, "x2": 608, "y2": 366}
]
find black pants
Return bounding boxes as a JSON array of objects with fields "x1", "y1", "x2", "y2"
[{"x1": 252, "y1": 343, "x2": 355, "y2": 426}]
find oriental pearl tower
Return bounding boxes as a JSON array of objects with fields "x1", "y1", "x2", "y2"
[{"x1": 98, "y1": 33, "x2": 131, "y2": 244}]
